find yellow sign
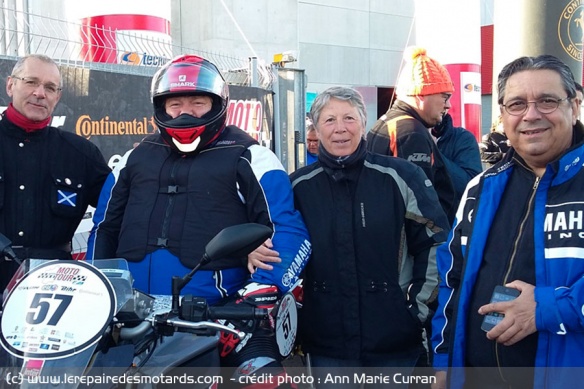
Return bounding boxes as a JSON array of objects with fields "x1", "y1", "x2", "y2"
[{"x1": 75, "y1": 115, "x2": 157, "y2": 139}]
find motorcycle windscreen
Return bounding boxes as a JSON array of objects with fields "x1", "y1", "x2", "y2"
[
  {"x1": 2, "y1": 258, "x2": 46, "y2": 305},
  {"x1": 0, "y1": 259, "x2": 98, "y2": 388},
  {"x1": 0, "y1": 259, "x2": 118, "y2": 387},
  {"x1": 0, "y1": 258, "x2": 133, "y2": 389},
  {"x1": 92, "y1": 258, "x2": 135, "y2": 313}
]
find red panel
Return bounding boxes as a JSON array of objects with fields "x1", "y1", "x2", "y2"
[
  {"x1": 80, "y1": 14, "x2": 170, "y2": 63},
  {"x1": 440, "y1": 64, "x2": 482, "y2": 141},
  {"x1": 464, "y1": 103, "x2": 481, "y2": 141},
  {"x1": 481, "y1": 25, "x2": 494, "y2": 95},
  {"x1": 83, "y1": 14, "x2": 170, "y2": 34}
]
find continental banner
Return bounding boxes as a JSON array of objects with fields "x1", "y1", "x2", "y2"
[{"x1": 0, "y1": 59, "x2": 274, "y2": 169}]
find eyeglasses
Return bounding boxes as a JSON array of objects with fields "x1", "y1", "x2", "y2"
[
  {"x1": 306, "y1": 140, "x2": 319, "y2": 144},
  {"x1": 11, "y1": 75, "x2": 62, "y2": 95},
  {"x1": 501, "y1": 97, "x2": 569, "y2": 116}
]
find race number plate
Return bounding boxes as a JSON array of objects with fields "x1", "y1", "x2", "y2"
[
  {"x1": 0, "y1": 260, "x2": 116, "y2": 359},
  {"x1": 274, "y1": 292, "x2": 297, "y2": 357}
]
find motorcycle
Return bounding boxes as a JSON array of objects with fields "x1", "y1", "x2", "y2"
[{"x1": 0, "y1": 223, "x2": 299, "y2": 388}]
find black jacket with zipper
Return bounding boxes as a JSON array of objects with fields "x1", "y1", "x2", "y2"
[{"x1": 290, "y1": 149, "x2": 449, "y2": 359}]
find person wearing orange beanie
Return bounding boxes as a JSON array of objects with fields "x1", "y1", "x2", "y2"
[
  {"x1": 367, "y1": 46, "x2": 457, "y2": 225},
  {"x1": 367, "y1": 48, "x2": 458, "y2": 376}
]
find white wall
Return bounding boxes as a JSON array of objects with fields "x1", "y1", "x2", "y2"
[
  {"x1": 171, "y1": 0, "x2": 298, "y2": 67},
  {"x1": 297, "y1": 1, "x2": 415, "y2": 93},
  {"x1": 171, "y1": 0, "x2": 415, "y2": 95}
]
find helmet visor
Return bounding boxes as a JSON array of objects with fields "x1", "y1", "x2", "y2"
[{"x1": 151, "y1": 58, "x2": 228, "y2": 104}]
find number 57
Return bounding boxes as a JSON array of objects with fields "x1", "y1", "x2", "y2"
[{"x1": 26, "y1": 293, "x2": 73, "y2": 326}]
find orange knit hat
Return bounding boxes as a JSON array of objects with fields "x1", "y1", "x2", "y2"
[{"x1": 396, "y1": 47, "x2": 454, "y2": 96}]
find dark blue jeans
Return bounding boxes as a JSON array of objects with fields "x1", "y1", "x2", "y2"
[{"x1": 310, "y1": 351, "x2": 420, "y2": 388}]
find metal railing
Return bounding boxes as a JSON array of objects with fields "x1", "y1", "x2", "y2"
[{"x1": 0, "y1": 5, "x2": 276, "y2": 88}]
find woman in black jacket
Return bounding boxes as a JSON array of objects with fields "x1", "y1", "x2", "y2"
[{"x1": 287, "y1": 87, "x2": 450, "y2": 388}]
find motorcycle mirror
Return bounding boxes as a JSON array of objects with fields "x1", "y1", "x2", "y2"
[
  {"x1": 204, "y1": 223, "x2": 273, "y2": 263},
  {"x1": 171, "y1": 223, "x2": 273, "y2": 314},
  {"x1": 0, "y1": 233, "x2": 19, "y2": 263}
]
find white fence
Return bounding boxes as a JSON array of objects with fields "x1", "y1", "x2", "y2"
[{"x1": 0, "y1": 5, "x2": 276, "y2": 88}]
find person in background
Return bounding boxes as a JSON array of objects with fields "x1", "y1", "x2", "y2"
[
  {"x1": 283, "y1": 86, "x2": 449, "y2": 387},
  {"x1": 479, "y1": 115, "x2": 510, "y2": 167},
  {"x1": 306, "y1": 122, "x2": 319, "y2": 165},
  {"x1": 431, "y1": 112, "x2": 482, "y2": 199},
  {"x1": 424, "y1": 110, "x2": 482, "y2": 374},
  {"x1": 432, "y1": 54, "x2": 584, "y2": 389},
  {"x1": 87, "y1": 54, "x2": 310, "y2": 387},
  {"x1": 367, "y1": 46, "x2": 457, "y2": 224},
  {"x1": 0, "y1": 54, "x2": 110, "y2": 291}
]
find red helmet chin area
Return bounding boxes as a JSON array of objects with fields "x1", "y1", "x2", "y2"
[{"x1": 165, "y1": 126, "x2": 205, "y2": 145}]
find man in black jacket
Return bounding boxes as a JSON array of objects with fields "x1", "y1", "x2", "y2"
[
  {"x1": 431, "y1": 113, "x2": 482, "y2": 199},
  {"x1": 0, "y1": 54, "x2": 110, "y2": 291}
]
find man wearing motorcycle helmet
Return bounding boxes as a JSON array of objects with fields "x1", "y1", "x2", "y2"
[
  {"x1": 87, "y1": 55, "x2": 310, "y2": 387},
  {"x1": 151, "y1": 55, "x2": 230, "y2": 154}
]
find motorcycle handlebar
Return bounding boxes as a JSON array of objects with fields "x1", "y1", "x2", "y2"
[
  {"x1": 207, "y1": 305, "x2": 268, "y2": 321},
  {"x1": 119, "y1": 305, "x2": 268, "y2": 341}
]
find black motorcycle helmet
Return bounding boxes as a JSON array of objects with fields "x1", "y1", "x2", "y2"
[{"x1": 151, "y1": 55, "x2": 229, "y2": 154}]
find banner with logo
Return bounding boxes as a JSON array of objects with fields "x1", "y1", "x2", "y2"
[
  {"x1": 0, "y1": 59, "x2": 274, "y2": 169},
  {"x1": 494, "y1": 0, "x2": 583, "y2": 85},
  {"x1": 555, "y1": 0, "x2": 584, "y2": 80}
]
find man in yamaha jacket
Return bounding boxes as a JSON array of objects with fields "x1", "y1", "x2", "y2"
[
  {"x1": 87, "y1": 55, "x2": 310, "y2": 387},
  {"x1": 432, "y1": 55, "x2": 584, "y2": 389}
]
